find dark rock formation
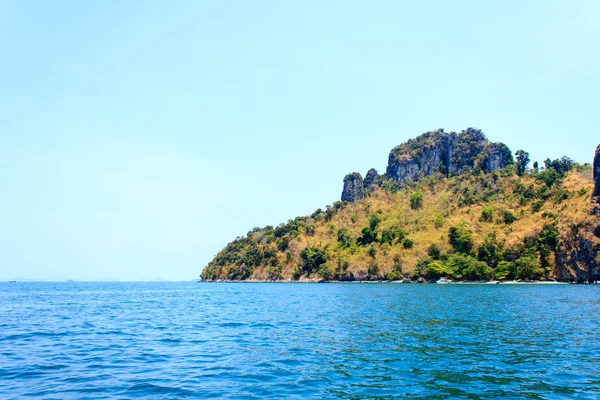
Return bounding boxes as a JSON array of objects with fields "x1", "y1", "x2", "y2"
[
  {"x1": 363, "y1": 168, "x2": 379, "y2": 189},
  {"x1": 341, "y1": 172, "x2": 364, "y2": 202},
  {"x1": 556, "y1": 236, "x2": 600, "y2": 282},
  {"x1": 479, "y1": 142, "x2": 514, "y2": 173},
  {"x1": 594, "y1": 144, "x2": 600, "y2": 199},
  {"x1": 386, "y1": 128, "x2": 513, "y2": 184}
]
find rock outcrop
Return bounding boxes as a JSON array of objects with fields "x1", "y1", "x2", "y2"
[
  {"x1": 363, "y1": 168, "x2": 379, "y2": 189},
  {"x1": 556, "y1": 236, "x2": 600, "y2": 282},
  {"x1": 341, "y1": 173, "x2": 364, "y2": 202},
  {"x1": 594, "y1": 144, "x2": 600, "y2": 199},
  {"x1": 479, "y1": 142, "x2": 514, "y2": 173},
  {"x1": 385, "y1": 128, "x2": 513, "y2": 184}
]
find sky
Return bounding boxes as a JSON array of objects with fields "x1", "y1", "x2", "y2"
[{"x1": 1, "y1": 0, "x2": 599, "y2": 281}]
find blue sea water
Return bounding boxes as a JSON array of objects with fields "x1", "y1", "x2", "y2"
[{"x1": 1, "y1": 282, "x2": 599, "y2": 399}]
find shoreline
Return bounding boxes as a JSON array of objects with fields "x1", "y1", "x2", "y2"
[{"x1": 199, "y1": 279, "x2": 579, "y2": 285}]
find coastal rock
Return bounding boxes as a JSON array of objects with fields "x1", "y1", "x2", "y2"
[
  {"x1": 385, "y1": 128, "x2": 513, "y2": 184},
  {"x1": 341, "y1": 172, "x2": 364, "y2": 202},
  {"x1": 363, "y1": 168, "x2": 379, "y2": 190},
  {"x1": 556, "y1": 236, "x2": 600, "y2": 282},
  {"x1": 594, "y1": 144, "x2": 600, "y2": 199}
]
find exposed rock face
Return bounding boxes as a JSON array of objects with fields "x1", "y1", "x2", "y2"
[
  {"x1": 341, "y1": 172, "x2": 364, "y2": 202},
  {"x1": 556, "y1": 236, "x2": 600, "y2": 282},
  {"x1": 479, "y1": 142, "x2": 514, "y2": 173},
  {"x1": 363, "y1": 168, "x2": 379, "y2": 189},
  {"x1": 385, "y1": 128, "x2": 513, "y2": 184},
  {"x1": 594, "y1": 144, "x2": 600, "y2": 199}
]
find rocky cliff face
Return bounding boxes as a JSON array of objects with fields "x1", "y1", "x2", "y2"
[
  {"x1": 385, "y1": 128, "x2": 514, "y2": 185},
  {"x1": 341, "y1": 173, "x2": 364, "y2": 202},
  {"x1": 594, "y1": 144, "x2": 600, "y2": 199},
  {"x1": 363, "y1": 168, "x2": 379, "y2": 189},
  {"x1": 556, "y1": 235, "x2": 600, "y2": 282}
]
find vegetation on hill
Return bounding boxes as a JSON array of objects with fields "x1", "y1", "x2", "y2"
[{"x1": 201, "y1": 131, "x2": 600, "y2": 283}]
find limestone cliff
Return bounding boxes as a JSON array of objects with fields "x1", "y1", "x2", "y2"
[
  {"x1": 363, "y1": 168, "x2": 379, "y2": 190},
  {"x1": 594, "y1": 144, "x2": 600, "y2": 199},
  {"x1": 385, "y1": 128, "x2": 513, "y2": 186},
  {"x1": 341, "y1": 173, "x2": 364, "y2": 202}
]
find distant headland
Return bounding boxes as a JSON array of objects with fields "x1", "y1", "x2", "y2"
[{"x1": 201, "y1": 128, "x2": 600, "y2": 283}]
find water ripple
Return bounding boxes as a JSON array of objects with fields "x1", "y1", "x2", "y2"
[{"x1": 0, "y1": 282, "x2": 599, "y2": 398}]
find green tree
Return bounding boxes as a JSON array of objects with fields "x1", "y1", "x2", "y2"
[
  {"x1": 410, "y1": 191, "x2": 424, "y2": 210},
  {"x1": 337, "y1": 228, "x2": 353, "y2": 248},
  {"x1": 480, "y1": 206, "x2": 494, "y2": 223},
  {"x1": 318, "y1": 264, "x2": 332, "y2": 280},
  {"x1": 502, "y1": 210, "x2": 517, "y2": 224},
  {"x1": 359, "y1": 227, "x2": 378, "y2": 245},
  {"x1": 495, "y1": 261, "x2": 515, "y2": 280},
  {"x1": 515, "y1": 255, "x2": 543, "y2": 280},
  {"x1": 515, "y1": 150, "x2": 530, "y2": 176},
  {"x1": 300, "y1": 247, "x2": 327, "y2": 274},
  {"x1": 380, "y1": 229, "x2": 396, "y2": 245},
  {"x1": 369, "y1": 213, "x2": 382, "y2": 230},
  {"x1": 428, "y1": 244, "x2": 442, "y2": 259},
  {"x1": 449, "y1": 226, "x2": 474, "y2": 254},
  {"x1": 367, "y1": 245, "x2": 377, "y2": 258}
]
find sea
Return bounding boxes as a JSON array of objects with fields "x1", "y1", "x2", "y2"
[{"x1": 1, "y1": 282, "x2": 599, "y2": 399}]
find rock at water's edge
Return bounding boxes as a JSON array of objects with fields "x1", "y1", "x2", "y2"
[{"x1": 593, "y1": 144, "x2": 600, "y2": 199}]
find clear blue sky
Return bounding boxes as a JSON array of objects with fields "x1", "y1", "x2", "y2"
[{"x1": 1, "y1": 1, "x2": 598, "y2": 281}]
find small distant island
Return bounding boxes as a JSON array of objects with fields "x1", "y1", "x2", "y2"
[{"x1": 201, "y1": 128, "x2": 600, "y2": 283}]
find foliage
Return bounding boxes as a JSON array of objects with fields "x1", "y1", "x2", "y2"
[
  {"x1": 480, "y1": 206, "x2": 494, "y2": 222},
  {"x1": 317, "y1": 264, "x2": 333, "y2": 280},
  {"x1": 428, "y1": 244, "x2": 442, "y2": 260},
  {"x1": 337, "y1": 228, "x2": 353, "y2": 248},
  {"x1": 502, "y1": 210, "x2": 517, "y2": 224},
  {"x1": 410, "y1": 191, "x2": 424, "y2": 210},
  {"x1": 544, "y1": 157, "x2": 575, "y2": 175},
  {"x1": 369, "y1": 213, "x2": 382, "y2": 230},
  {"x1": 359, "y1": 227, "x2": 378, "y2": 246},
  {"x1": 449, "y1": 226, "x2": 474, "y2": 254},
  {"x1": 515, "y1": 150, "x2": 530, "y2": 176},
  {"x1": 201, "y1": 144, "x2": 592, "y2": 283},
  {"x1": 300, "y1": 247, "x2": 327, "y2": 274}
]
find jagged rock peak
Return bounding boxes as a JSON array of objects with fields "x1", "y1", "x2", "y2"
[
  {"x1": 386, "y1": 128, "x2": 513, "y2": 184},
  {"x1": 341, "y1": 172, "x2": 364, "y2": 202},
  {"x1": 594, "y1": 144, "x2": 600, "y2": 199},
  {"x1": 363, "y1": 168, "x2": 379, "y2": 189}
]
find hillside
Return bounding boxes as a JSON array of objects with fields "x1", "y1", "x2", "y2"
[{"x1": 201, "y1": 129, "x2": 600, "y2": 283}]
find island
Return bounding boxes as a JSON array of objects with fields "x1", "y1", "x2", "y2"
[{"x1": 201, "y1": 128, "x2": 600, "y2": 283}]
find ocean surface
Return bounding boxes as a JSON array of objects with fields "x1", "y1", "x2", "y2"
[{"x1": 1, "y1": 282, "x2": 599, "y2": 399}]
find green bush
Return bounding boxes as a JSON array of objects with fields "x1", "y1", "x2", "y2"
[
  {"x1": 410, "y1": 191, "x2": 424, "y2": 210},
  {"x1": 368, "y1": 246, "x2": 377, "y2": 258},
  {"x1": 480, "y1": 206, "x2": 494, "y2": 222},
  {"x1": 428, "y1": 244, "x2": 442, "y2": 259},
  {"x1": 502, "y1": 210, "x2": 517, "y2": 224},
  {"x1": 359, "y1": 227, "x2": 378, "y2": 245},
  {"x1": 317, "y1": 264, "x2": 332, "y2": 280},
  {"x1": 403, "y1": 238, "x2": 414, "y2": 249},
  {"x1": 380, "y1": 229, "x2": 396, "y2": 245},
  {"x1": 495, "y1": 261, "x2": 515, "y2": 280},
  {"x1": 369, "y1": 213, "x2": 382, "y2": 230},
  {"x1": 449, "y1": 226, "x2": 474, "y2": 254},
  {"x1": 531, "y1": 200, "x2": 544, "y2": 213},
  {"x1": 300, "y1": 247, "x2": 327, "y2": 273},
  {"x1": 337, "y1": 228, "x2": 353, "y2": 248},
  {"x1": 515, "y1": 255, "x2": 544, "y2": 280}
]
